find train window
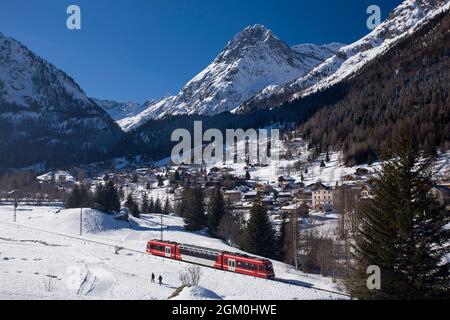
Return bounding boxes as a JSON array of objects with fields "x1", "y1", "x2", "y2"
[
  {"x1": 180, "y1": 247, "x2": 218, "y2": 261},
  {"x1": 150, "y1": 244, "x2": 165, "y2": 252},
  {"x1": 237, "y1": 261, "x2": 257, "y2": 270},
  {"x1": 260, "y1": 264, "x2": 273, "y2": 272}
]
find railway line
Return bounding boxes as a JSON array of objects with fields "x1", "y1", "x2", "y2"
[{"x1": 0, "y1": 220, "x2": 351, "y2": 299}]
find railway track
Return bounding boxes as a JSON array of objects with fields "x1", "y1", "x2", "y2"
[{"x1": 0, "y1": 220, "x2": 351, "y2": 299}]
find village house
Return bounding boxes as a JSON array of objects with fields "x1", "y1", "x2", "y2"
[
  {"x1": 431, "y1": 185, "x2": 450, "y2": 211},
  {"x1": 278, "y1": 175, "x2": 296, "y2": 187},
  {"x1": 276, "y1": 192, "x2": 292, "y2": 205},
  {"x1": 355, "y1": 168, "x2": 370, "y2": 177},
  {"x1": 243, "y1": 191, "x2": 258, "y2": 202},
  {"x1": 223, "y1": 190, "x2": 242, "y2": 205},
  {"x1": 310, "y1": 183, "x2": 333, "y2": 211},
  {"x1": 280, "y1": 201, "x2": 309, "y2": 217},
  {"x1": 295, "y1": 190, "x2": 313, "y2": 208}
]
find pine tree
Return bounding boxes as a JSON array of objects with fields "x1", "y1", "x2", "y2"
[
  {"x1": 94, "y1": 180, "x2": 120, "y2": 214},
  {"x1": 149, "y1": 197, "x2": 155, "y2": 213},
  {"x1": 245, "y1": 171, "x2": 251, "y2": 180},
  {"x1": 367, "y1": 154, "x2": 374, "y2": 166},
  {"x1": 276, "y1": 214, "x2": 288, "y2": 261},
  {"x1": 125, "y1": 193, "x2": 140, "y2": 218},
  {"x1": 141, "y1": 193, "x2": 149, "y2": 214},
  {"x1": 157, "y1": 175, "x2": 164, "y2": 187},
  {"x1": 132, "y1": 172, "x2": 138, "y2": 183},
  {"x1": 241, "y1": 194, "x2": 277, "y2": 259},
  {"x1": 154, "y1": 198, "x2": 163, "y2": 214},
  {"x1": 163, "y1": 197, "x2": 171, "y2": 215},
  {"x1": 65, "y1": 185, "x2": 92, "y2": 209},
  {"x1": 207, "y1": 187, "x2": 225, "y2": 238},
  {"x1": 351, "y1": 124, "x2": 450, "y2": 299},
  {"x1": 184, "y1": 184, "x2": 206, "y2": 231}
]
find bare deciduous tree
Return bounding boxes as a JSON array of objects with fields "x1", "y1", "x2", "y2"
[{"x1": 179, "y1": 266, "x2": 202, "y2": 287}]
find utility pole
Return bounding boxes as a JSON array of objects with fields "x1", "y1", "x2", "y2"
[
  {"x1": 80, "y1": 207, "x2": 83, "y2": 236},
  {"x1": 292, "y1": 202, "x2": 299, "y2": 270},
  {"x1": 160, "y1": 214, "x2": 163, "y2": 241},
  {"x1": 13, "y1": 199, "x2": 18, "y2": 222}
]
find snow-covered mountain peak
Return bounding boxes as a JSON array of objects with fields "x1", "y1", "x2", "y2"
[
  {"x1": 92, "y1": 98, "x2": 152, "y2": 121},
  {"x1": 120, "y1": 26, "x2": 342, "y2": 131},
  {"x1": 0, "y1": 32, "x2": 91, "y2": 109},
  {"x1": 0, "y1": 31, "x2": 122, "y2": 168},
  {"x1": 237, "y1": 0, "x2": 450, "y2": 112},
  {"x1": 226, "y1": 24, "x2": 278, "y2": 49}
]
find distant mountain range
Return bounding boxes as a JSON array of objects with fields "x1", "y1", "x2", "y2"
[
  {"x1": 118, "y1": 0, "x2": 450, "y2": 132},
  {"x1": 238, "y1": 0, "x2": 450, "y2": 113},
  {"x1": 0, "y1": 0, "x2": 449, "y2": 169},
  {"x1": 91, "y1": 98, "x2": 155, "y2": 121}
]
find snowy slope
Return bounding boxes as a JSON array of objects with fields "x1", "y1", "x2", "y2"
[
  {"x1": 0, "y1": 33, "x2": 89, "y2": 108},
  {"x1": 119, "y1": 25, "x2": 342, "y2": 131},
  {"x1": 0, "y1": 206, "x2": 347, "y2": 300},
  {"x1": 238, "y1": 0, "x2": 450, "y2": 112},
  {"x1": 0, "y1": 32, "x2": 122, "y2": 168}
]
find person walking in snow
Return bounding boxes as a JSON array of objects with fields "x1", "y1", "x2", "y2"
[
  {"x1": 151, "y1": 273, "x2": 155, "y2": 284},
  {"x1": 158, "y1": 275, "x2": 163, "y2": 286}
]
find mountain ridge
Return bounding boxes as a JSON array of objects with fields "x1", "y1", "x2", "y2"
[
  {"x1": 0, "y1": 32, "x2": 123, "y2": 169},
  {"x1": 118, "y1": 25, "x2": 343, "y2": 131},
  {"x1": 237, "y1": 0, "x2": 450, "y2": 113}
]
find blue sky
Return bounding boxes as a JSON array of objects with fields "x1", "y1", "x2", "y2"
[{"x1": 0, "y1": 0, "x2": 402, "y2": 103}]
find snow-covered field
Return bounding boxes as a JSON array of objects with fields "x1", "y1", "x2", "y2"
[{"x1": 0, "y1": 206, "x2": 347, "y2": 300}]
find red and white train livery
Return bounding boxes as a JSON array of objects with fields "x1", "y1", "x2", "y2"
[{"x1": 146, "y1": 240, "x2": 275, "y2": 279}]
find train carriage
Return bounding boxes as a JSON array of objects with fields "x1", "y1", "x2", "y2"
[
  {"x1": 146, "y1": 240, "x2": 180, "y2": 260},
  {"x1": 146, "y1": 240, "x2": 275, "y2": 280},
  {"x1": 222, "y1": 253, "x2": 275, "y2": 279},
  {"x1": 178, "y1": 244, "x2": 223, "y2": 269}
]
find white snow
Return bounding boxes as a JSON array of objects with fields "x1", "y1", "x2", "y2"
[
  {"x1": 0, "y1": 205, "x2": 348, "y2": 300},
  {"x1": 170, "y1": 286, "x2": 223, "y2": 300}
]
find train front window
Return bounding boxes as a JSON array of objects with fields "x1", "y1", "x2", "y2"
[{"x1": 261, "y1": 264, "x2": 273, "y2": 272}]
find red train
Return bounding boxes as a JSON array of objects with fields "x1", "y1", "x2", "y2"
[{"x1": 146, "y1": 240, "x2": 275, "y2": 280}]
